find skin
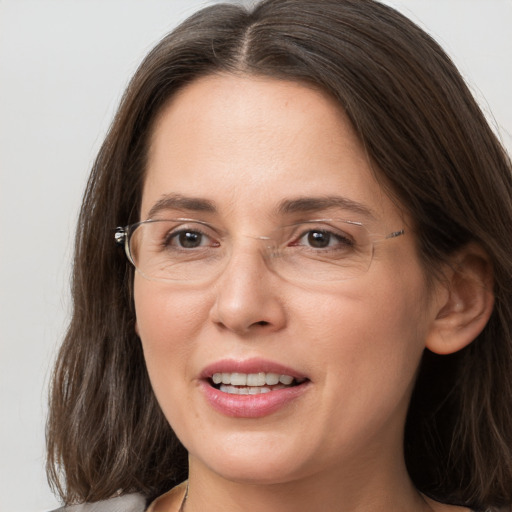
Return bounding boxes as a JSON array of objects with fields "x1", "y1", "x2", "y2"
[{"x1": 136, "y1": 74, "x2": 474, "y2": 512}]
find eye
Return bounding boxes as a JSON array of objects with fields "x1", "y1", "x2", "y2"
[
  {"x1": 296, "y1": 229, "x2": 353, "y2": 249},
  {"x1": 164, "y1": 228, "x2": 217, "y2": 249},
  {"x1": 303, "y1": 230, "x2": 333, "y2": 248},
  {"x1": 178, "y1": 230, "x2": 205, "y2": 248}
]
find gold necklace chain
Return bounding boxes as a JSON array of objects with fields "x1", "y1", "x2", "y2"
[
  {"x1": 178, "y1": 482, "x2": 189, "y2": 512},
  {"x1": 177, "y1": 485, "x2": 436, "y2": 512}
]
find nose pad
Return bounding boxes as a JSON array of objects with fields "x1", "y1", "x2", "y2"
[{"x1": 209, "y1": 245, "x2": 287, "y2": 335}]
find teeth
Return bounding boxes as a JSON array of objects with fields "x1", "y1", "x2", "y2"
[
  {"x1": 212, "y1": 372, "x2": 297, "y2": 387},
  {"x1": 247, "y1": 372, "x2": 266, "y2": 386},
  {"x1": 219, "y1": 384, "x2": 287, "y2": 395},
  {"x1": 265, "y1": 373, "x2": 280, "y2": 385},
  {"x1": 279, "y1": 375, "x2": 294, "y2": 385},
  {"x1": 230, "y1": 373, "x2": 247, "y2": 386}
]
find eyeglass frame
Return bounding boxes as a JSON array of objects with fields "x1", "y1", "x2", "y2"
[{"x1": 115, "y1": 217, "x2": 405, "y2": 284}]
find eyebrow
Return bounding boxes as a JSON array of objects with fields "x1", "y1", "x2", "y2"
[
  {"x1": 277, "y1": 196, "x2": 375, "y2": 219},
  {"x1": 147, "y1": 193, "x2": 217, "y2": 219},
  {"x1": 146, "y1": 193, "x2": 374, "y2": 220}
]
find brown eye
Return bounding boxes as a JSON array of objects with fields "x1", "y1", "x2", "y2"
[
  {"x1": 164, "y1": 229, "x2": 210, "y2": 249},
  {"x1": 297, "y1": 229, "x2": 353, "y2": 250},
  {"x1": 307, "y1": 231, "x2": 331, "y2": 248},
  {"x1": 177, "y1": 231, "x2": 203, "y2": 248}
]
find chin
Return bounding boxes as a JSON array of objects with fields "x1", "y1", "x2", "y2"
[
  {"x1": 205, "y1": 460, "x2": 306, "y2": 486},
  {"x1": 187, "y1": 434, "x2": 313, "y2": 485}
]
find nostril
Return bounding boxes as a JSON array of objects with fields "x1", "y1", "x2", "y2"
[{"x1": 255, "y1": 321, "x2": 270, "y2": 326}]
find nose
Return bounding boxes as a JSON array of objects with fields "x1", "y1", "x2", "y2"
[{"x1": 209, "y1": 245, "x2": 287, "y2": 336}]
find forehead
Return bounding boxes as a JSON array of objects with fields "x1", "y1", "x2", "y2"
[{"x1": 142, "y1": 74, "x2": 401, "y2": 227}]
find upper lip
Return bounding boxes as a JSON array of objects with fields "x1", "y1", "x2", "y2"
[{"x1": 200, "y1": 358, "x2": 308, "y2": 380}]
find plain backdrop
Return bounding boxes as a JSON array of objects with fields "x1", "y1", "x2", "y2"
[{"x1": 0, "y1": 1, "x2": 510, "y2": 511}]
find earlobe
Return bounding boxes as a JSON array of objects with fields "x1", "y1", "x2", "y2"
[{"x1": 425, "y1": 244, "x2": 494, "y2": 355}]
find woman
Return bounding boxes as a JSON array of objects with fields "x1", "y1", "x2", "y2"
[{"x1": 47, "y1": 0, "x2": 512, "y2": 511}]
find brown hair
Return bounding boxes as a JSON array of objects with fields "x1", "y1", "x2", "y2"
[{"x1": 47, "y1": 0, "x2": 512, "y2": 509}]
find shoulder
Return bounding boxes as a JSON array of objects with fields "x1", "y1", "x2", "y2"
[{"x1": 49, "y1": 493, "x2": 147, "y2": 512}]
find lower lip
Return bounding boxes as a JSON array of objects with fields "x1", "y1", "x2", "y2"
[{"x1": 200, "y1": 380, "x2": 310, "y2": 418}]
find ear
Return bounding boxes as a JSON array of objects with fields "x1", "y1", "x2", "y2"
[{"x1": 425, "y1": 243, "x2": 494, "y2": 355}]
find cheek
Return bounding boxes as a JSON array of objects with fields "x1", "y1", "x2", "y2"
[
  {"x1": 133, "y1": 277, "x2": 209, "y2": 380},
  {"x1": 364, "y1": 272, "x2": 431, "y2": 362},
  {"x1": 301, "y1": 266, "x2": 433, "y2": 400}
]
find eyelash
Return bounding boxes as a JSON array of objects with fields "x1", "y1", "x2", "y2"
[
  {"x1": 162, "y1": 226, "x2": 355, "y2": 252},
  {"x1": 291, "y1": 228, "x2": 355, "y2": 250},
  {"x1": 163, "y1": 227, "x2": 218, "y2": 250}
]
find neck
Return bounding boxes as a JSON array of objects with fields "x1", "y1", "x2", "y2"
[{"x1": 184, "y1": 453, "x2": 433, "y2": 512}]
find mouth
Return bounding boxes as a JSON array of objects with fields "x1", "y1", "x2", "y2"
[
  {"x1": 209, "y1": 372, "x2": 307, "y2": 395},
  {"x1": 200, "y1": 359, "x2": 310, "y2": 417}
]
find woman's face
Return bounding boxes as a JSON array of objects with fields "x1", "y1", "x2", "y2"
[{"x1": 135, "y1": 75, "x2": 441, "y2": 485}]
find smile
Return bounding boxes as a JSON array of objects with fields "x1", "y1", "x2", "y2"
[
  {"x1": 200, "y1": 361, "x2": 310, "y2": 417},
  {"x1": 211, "y1": 372, "x2": 304, "y2": 395}
]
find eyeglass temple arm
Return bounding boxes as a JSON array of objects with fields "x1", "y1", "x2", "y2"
[
  {"x1": 385, "y1": 229, "x2": 405, "y2": 240},
  {"x1": 115, "y1": 227, "x2": 127, "y2": 245}
]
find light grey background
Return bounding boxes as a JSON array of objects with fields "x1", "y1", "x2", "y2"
[{"x1": 0, "y1": 1, "x2": 510, "y2": 511}]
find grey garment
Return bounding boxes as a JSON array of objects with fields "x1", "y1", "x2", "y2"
[{"x1": 50, "y1": 493, "x2": 147, "y2": 512}]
